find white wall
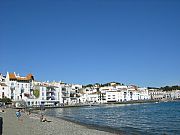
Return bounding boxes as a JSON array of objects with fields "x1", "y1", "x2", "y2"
[
  {"x1": 0, "y1": 84, "x2": 9, "y2": 99},
  {"x1": 87, "y1": 94, "x2": 99, "y2": 103}
]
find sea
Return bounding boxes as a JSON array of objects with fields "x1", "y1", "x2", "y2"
[{"x1": 44, "y1": 101, "x2": 180, "y2": 135}]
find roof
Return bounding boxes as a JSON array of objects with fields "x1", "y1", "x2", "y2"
[
  {"x1": 9, "y1": 73, "x2": 17, "y2": 80},
  {"x1": 9, "y1": 73, "x2": 34, "y2": 81},
  {"x1": 26, "y1": 74, "x2": 34, "y2": 80}
]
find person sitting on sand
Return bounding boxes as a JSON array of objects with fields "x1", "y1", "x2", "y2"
[
  {"x1": 40, "y1": 114, "x2": 44, "y2": 122},
  {"x1": 42, "y1": 117, "x2": 48, "y2": 122},
  {"x1": 28, "y1": 109, "x2": 31, "y2": 115},
  {"x1": 40, "y1": 114, "x2": 51, "y2": 122},
  {"x1": 0, "y1": 109, "x2": 5, "y2": 113}
]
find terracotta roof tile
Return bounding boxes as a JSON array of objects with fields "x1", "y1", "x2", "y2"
[
  {"x1": 9, "y1": 73, "x2": 34, "y2": 81},
  {"x1": 9, "y1": 73, "x2": 17, "y2": 80}
]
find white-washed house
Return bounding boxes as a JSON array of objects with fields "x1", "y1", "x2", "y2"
[
  {"x1": 5, "y1": 72, "x2": 34, "y2": 101},
  {"x1": 26, "y1": 84, "x2": 62, "y2": 107}
]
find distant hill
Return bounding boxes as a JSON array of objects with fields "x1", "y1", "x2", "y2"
[
  {"x1": 160, "y1": 85, "x2": 180, "y2": 91},
  {"x1": 83, "y1": 82, "x2": 124, "y2": 88}
]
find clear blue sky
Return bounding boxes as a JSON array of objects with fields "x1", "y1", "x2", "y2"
[{"x1": 1, "y1": 0, "x2": 180, "y2": 87}]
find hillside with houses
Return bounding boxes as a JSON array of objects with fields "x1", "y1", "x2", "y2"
[{"x1": 0, "y1": 72, "x2": 180, "y2": 107}]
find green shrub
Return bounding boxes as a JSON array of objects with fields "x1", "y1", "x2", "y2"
[
  {"x1": 0, "y1": 97, "x2": 12, "y2": 104},
  {"x1": 33, "y1": 89, "x2": 40, "y2": 98}
]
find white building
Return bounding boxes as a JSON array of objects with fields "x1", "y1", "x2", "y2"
[
  {"x1": 0, "y1": 73, "x2": 9, "y2": 99},
  {"x1": 138, "y1": 87, "x2": 150, "y2": 100},
  {"x1": 5, "y1": 72, "x2": 34, "y2": 101},
  {"x1": 163, "y1": 90, "x2": 180, "y2": 100},
  {"x1": 148, "y1": 89, "x2": 164, "y2": 100},
  {"x1": 86, "y1": 93, "x2": 99, "y2": 103},
  {"x1": 0, "y1": 83, "x2": 9, "y2": 99},
  {"x1": 106, "y1": 91, "x2": 121, "y2": 102},
  {"x1": 174, "y1": 90, "x2": 180, "y2": 99},
  {"x1": 25, "y1": 84, "x2": 62, "y2": 107}
]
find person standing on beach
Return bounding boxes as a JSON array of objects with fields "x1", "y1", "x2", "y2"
[{"x1": 16, "y1": 110, "x2": 21, "y2": 121}]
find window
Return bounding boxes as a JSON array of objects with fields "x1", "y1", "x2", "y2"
[
  {"x1": 2, "y1": 92, "x2": 4, "y2": 98},
  {"x1": 42, "y1": 92, "x2": 44, "y2": 96}
]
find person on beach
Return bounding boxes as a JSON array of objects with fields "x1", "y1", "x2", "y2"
[
  {"x1": 40, "y1": 114, "x2": 44, "y2": 122},
  {"x1": 28, "y1": 109, "x2": 31, "y2": 115},
  {"x1": 42, "y1": 118, "x2": 48, "y2": 122},
  {"x1": 40, "y1": 114, "x2": 51, "y2": 122},
  {"x1": 16, "y1": 109, "x2": 21, "y2": 120}
]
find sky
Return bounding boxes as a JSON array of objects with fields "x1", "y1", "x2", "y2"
[{"x1": 1, "y1": 0, "x2": 180, "y2": 87}]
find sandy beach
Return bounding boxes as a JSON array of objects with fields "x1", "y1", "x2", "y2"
[{"x1": 0, "y1": 108, "x2": 119, "y2": 135}]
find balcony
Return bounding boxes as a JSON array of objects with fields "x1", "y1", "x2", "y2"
[
  {"x1": 62, "y1": 94, "x2": 69, "y2": 98},
  {"x1": 46, "y1": 91, "x2": 54, "y2": 93},
  {"x1": 47, "y1": 94, "x2": 51, "y2": 97},
  {"x1": 47, "y1": 93, "x2": 55, "y2": 97},
  {"x1": 62, "y1": 91, "x2": 69, "y2": 95},
  {"x1": 46, "y1": 87, "x2": 56, "y2": 92},
  {"x1": 46, "y1": 95, "x2": 55, "y2": 100},
  {"x1": 21, "y1": 90, "x2": 24, "y2": 94},
  {"x1": 10, "y1": 86, "x2": 15, "y2": 90}
]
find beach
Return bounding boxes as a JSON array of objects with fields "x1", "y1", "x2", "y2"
[{"x1": 0, "y1": 108, "x2": 119, "y2": 135}]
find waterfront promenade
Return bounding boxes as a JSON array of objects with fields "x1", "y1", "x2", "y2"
[{"x1": 0, "y1": 108, "x2": 118, "y2": 135}]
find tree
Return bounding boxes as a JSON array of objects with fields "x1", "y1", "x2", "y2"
[
  {"x1": 83, "y1": 84, "x2": 93, "y2": 88},
  {"x1": 160, "y1": 85, "x2": 180, "y2": 91},
  {"x1": 33, "y1": 89, "x2": 40, "y2": 98},
  {"x1": 0, "y1": 97, "x2": 12, "y2": 104}
]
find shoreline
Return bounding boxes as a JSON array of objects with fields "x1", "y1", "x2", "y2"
[
  {"x1": 31, "y1": 109, "x2": 124, "y2": 135},
  {"x1": 14, "y1": 99, "x2": 162, "y2": 110},
  {"x1": 40, "y1": 100, "x2": 160, "y2": 135},
  {"x1": 1, "y1": 101, "x2": 179, "y2": 135},
  {"x1": 0, "y1": 108, "x2": 120, "y2": 135},
  {"x1": 2, "y1": 100, "x2": 179, "y2": 135},
  {"x1": 54, "y1": 115, "x2": 125, "y2": 135},
  {"x1": 40, "y1": 100, "x2": 180, "y2": 135}
]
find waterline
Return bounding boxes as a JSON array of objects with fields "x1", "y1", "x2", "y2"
[{"x1": 45, "y1": 101, "x2": 180, "y2": 135}]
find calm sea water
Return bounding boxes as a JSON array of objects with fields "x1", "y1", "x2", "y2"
[{"x1": 45, "y1": 101, "x2": 180, "y2": 135}]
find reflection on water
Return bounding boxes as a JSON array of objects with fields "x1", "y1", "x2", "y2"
[{"x1": 45, "y1": 102, "x2": 180, "y2": 135}]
